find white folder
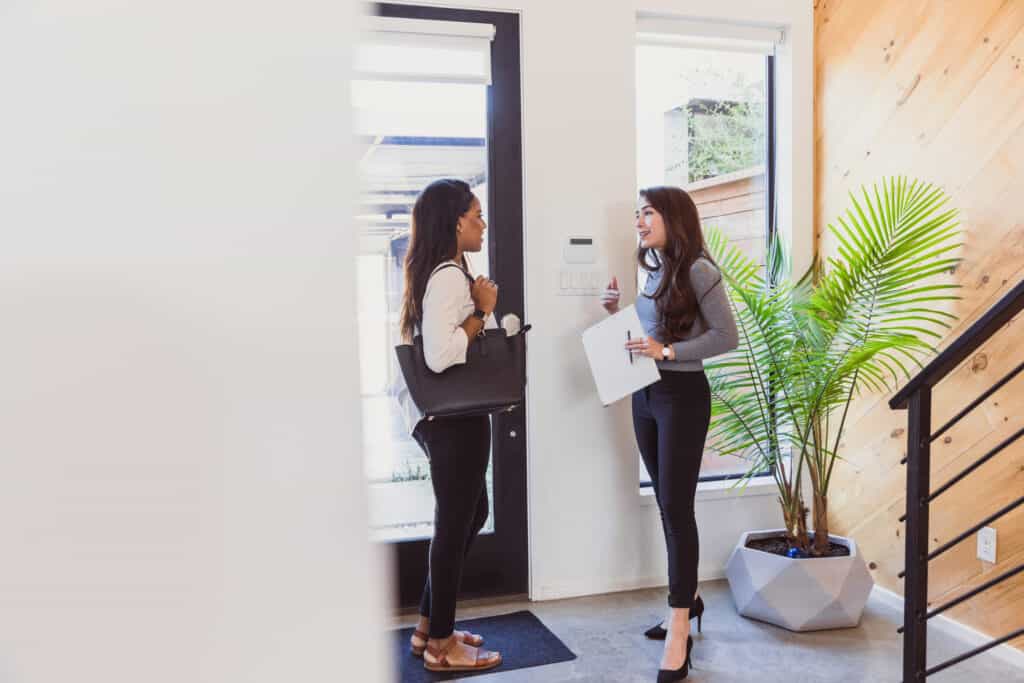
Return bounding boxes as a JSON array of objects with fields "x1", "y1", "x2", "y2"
[{"x1": 581, "y1": 305, "x2": 661, "y2": 406}]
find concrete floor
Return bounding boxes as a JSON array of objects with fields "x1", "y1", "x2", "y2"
[{"x1": 396, "y1": 580, "x2": 1023, "y2": 682}]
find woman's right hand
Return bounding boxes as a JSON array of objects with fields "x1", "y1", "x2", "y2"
[
  {"x1": 471, "y1": 275, "x2": 498, "y2": 314},
  {"x1": 600, "y1": 276, "x2": 620, "y2": 314}
]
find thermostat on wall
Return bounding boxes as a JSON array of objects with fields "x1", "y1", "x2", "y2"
[
  {"x1": 563, "y1": 236, "x2": 597, "y2": 264},
  {"x1": 558, "y1": 235, "x2": 604, "y2": 296}
]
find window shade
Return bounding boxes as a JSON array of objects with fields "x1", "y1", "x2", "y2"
[
  {"x1": 636, "y1": 15, "x2": 784, "y2": 55},
  {"x1": 356, "y1": 17, "x2": 496, "y2": 85}
]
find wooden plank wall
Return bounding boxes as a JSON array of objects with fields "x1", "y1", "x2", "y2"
[{"x1": 815, "y1": 0, "x2": 1024, "y2": 650}]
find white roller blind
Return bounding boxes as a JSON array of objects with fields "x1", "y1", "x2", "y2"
[
  {"x1": 356, "y1": 17, "x2": 496, "y2": 85},
  {"x1": 636, "y1": 15, "x2": 784, "y2": 55}
]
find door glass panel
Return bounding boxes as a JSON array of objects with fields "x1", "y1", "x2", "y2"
[{"x1": 353, "y1": 76, "x2": 494, "y2": 542}]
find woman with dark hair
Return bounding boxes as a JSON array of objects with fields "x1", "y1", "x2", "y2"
[
  {"x1": 600, "y1": 186, "x2": 738, "y2": 682},
  {"x1": 394, "y1": 178, "x2": 502, "y2": 674}
]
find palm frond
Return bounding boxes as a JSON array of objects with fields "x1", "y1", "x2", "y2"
[{"x1": 703, "y1": 178, "x2": 961, "y2": 544}]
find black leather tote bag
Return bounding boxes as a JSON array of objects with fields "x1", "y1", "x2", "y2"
[{"x1": 394, "y1": 265, "x2": 529, "y2": 419}]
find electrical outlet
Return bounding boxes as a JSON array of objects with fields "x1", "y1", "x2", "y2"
[{"x1": 977, "y1": 526, "x2": 997, "y2": 563}]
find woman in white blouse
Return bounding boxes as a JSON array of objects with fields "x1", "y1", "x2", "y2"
[{"x1": 396, "y1": 179, "x2": 503, "y2": 674}]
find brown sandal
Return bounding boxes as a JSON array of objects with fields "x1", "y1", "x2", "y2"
[
  {"x1": 423, "y1": 638, "x2": 501, "y2": 673},
  {"x1": 409, "y1": 629, "x2": 484, "y2": 657}
]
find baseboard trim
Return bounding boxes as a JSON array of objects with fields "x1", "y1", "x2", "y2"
[
  {"x1": 530, "y1": 571, "x2": 726, "y2": 602},
  {"x1": 869, "y1": 584, "x2": 905, "y2": 613},
  {"x1": 870, "y1": 585, "x2": 1024, "y2": 671}
]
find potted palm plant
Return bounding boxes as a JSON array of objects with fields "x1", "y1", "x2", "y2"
[{"x1": 709, "y1": 177, "x2": 961, "y2": 631}]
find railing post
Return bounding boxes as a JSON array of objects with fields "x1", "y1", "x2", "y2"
[{"x1": 903, "y1": 386, "x2": 932, "y2": 681}]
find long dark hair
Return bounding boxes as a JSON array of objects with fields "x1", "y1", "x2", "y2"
[
  {"x1": 637, "y1": 186, "x2": 718, "y2": 342},
  {"x1": 399, "y1": 179, "x2": 476, "y2": 341}
]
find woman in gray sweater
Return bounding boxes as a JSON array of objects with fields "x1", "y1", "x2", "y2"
[{"x1": 601, "y1": 186, "x2": 739, "y2": 682}]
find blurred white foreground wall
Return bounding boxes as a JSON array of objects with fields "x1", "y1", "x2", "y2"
[{"x1": 0, "y1": 1, "x2": 390, "y2": 681}]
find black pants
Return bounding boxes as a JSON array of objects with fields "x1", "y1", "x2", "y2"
[
  {"x1": 412, "y1": 414, "x2": 491, "y2": 639},
  {"x1": 632, "y1": 370, "x2": 711, "y2": 609}
]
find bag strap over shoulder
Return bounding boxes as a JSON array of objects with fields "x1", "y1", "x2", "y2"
[
  {"x1": 432, "y1": 261, "x2": 475, "y2": 285},
  {"x1": 410, "y1": 263, "x2": 476, "y2": 339}
]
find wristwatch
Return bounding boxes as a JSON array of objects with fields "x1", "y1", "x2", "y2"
[
  {"x1": 662, "y1": 345, "x2": 672, "y2": 361},
  {"x1": 472, "y1": 309, "x2": 487, "y2": 321}
]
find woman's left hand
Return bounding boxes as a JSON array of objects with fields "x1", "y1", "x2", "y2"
[{"x1": 625, "y1": 336, "x2": 673, "y2": 360}]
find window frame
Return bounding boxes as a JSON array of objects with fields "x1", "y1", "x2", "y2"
[{"x1": 636, "y1": 47, "x2": 778, "y2": 491}]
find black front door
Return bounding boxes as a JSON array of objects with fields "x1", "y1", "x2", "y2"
[{"x1": 355, "y1": 3, "x2": 527, "y2": 606}]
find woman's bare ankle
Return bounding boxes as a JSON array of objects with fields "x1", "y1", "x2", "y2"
[
  {"x1": 667, "y1": 609, "x2": 691, "y2": 634},
  {"x1": 428, "y1": 634, "x2": 456, "y2": 647}
]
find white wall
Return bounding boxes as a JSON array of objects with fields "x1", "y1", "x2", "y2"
[
  {"x1": 0, "y1": 2, "x2": 390, "y2": 682},
  {"x1": 392, "y1": 0, "x2": 812, "y2": 601},
  {"x1": 527, "y1": 0, "x2": 812, "y2": 601}
]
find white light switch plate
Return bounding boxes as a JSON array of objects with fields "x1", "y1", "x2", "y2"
[
  {"x1": 557, "y1": 268, "x2": 606, "y2": 296},
  {"x1": 977, "y1": 526, "x2": 997, "y2": 563}
]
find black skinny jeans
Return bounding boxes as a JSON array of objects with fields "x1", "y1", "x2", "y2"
[
  {"x1": 632, "y1": 370, "x2": 711, "y2": 609},
  {"x1": 412, "y1": 414, "x2": 491, "y2": 639}
]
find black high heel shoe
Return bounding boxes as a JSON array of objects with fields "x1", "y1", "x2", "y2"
[
  {"x1": 644, "y1": 595, "x2": 704, "y2": 640},
  {"x1": 656, "y1": 634, "x2": 693, "y2": 682}
]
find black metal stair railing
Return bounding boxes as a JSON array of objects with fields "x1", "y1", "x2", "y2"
[{"x1": 889, "y1": 277, "x2": 1024, "y2": 682}]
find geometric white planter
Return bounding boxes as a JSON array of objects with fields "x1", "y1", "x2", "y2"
[{"x1": 725, "y1": 529, "x2": 875, "y2": 632}]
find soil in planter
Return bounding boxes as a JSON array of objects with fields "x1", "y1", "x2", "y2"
[{"x1": 746, "y1": 535, "x2": 851, "y2": 558}]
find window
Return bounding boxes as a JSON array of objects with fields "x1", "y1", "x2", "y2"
[{"x1": 635, "y1": 17, "x2": 779, "y2": 487}]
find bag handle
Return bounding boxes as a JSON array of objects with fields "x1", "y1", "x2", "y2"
[{"x1": 433, "y1": 262, "x2": 487, "y2": 338}]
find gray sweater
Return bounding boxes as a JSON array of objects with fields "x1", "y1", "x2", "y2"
[{"x1": 635, "y1": 257, "x2": 740, "y2": 372}]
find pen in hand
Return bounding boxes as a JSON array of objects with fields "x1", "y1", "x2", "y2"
[{"x1": 626, "y1": 330, "x2": 633, "y2": 365}]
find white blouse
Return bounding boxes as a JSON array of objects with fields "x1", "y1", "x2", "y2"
[{"x1": 393, "y1": 260, "x2": 497, "y2": 433}]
